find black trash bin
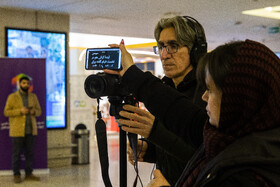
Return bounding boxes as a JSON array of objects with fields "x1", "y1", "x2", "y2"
[{"x1": 71, "y1": 123, "x2": 90, "y2": 164}]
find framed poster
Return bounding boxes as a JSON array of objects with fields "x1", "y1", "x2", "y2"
[{"x1": 6, "y1": 28, "x2": 67, "y2": 129}]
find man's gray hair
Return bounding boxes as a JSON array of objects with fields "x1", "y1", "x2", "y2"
[{"x1": 154, "y1": 16, "x2": 205, "y2": 52}]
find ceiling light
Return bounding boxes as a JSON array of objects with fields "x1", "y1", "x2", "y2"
[
  {"x1": 128, "y1": 50, "x2": 159, "y2": 57},
  {"x1": 242, "y1": 5, "x2": 280, "y2": 20},
  {"x1": 265, "y1": 7, "x2": 273, "y2": 11}
]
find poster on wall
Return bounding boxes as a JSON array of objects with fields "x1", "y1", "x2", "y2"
[
  {"x1": 0, "y1": 58, "x2": 47, "y2": 171},
  {"x1": 6, "y1": 28, "x2": 67, "y2": 129}
]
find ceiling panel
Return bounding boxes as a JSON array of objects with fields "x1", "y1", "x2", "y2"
[{"x1": 0, "y1": 0, "x2": 279, "y2": 50}]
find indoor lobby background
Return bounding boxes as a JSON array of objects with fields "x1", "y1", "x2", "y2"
[
  {"x1": 0, "y1": 7, "x2": 162, "y2": 187},
  {"x1": 0, "y1": 1, "x2": 279, "y2": 186}
]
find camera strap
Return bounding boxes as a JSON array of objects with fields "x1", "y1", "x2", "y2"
[{"x1": 95, "y1": 98, "x2": 112, "y2": 187}]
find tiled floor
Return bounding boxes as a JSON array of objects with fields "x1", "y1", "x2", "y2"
[{"x1": 0, "y1": 135, "x2": 155, "y2": 187}]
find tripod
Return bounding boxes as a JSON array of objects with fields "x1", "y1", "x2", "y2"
[{"x1": 108, "y1": 95, "x2": 137, "y2": 187}]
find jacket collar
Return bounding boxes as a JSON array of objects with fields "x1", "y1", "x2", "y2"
[{"x1": 162, "y1": 69, "x2": 197, "y2": 90}]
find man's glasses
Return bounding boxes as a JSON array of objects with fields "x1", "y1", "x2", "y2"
[{"x1": 153, "y1": 44, "x2": 180, "y2": 55}]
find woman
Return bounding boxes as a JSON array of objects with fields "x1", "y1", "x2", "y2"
[
  {"x1": 108, "y1": 39, "x2": 280, "y2": 186},
  {"x1": 175, "y1": 40, "x2": 280, "y2": 186}
]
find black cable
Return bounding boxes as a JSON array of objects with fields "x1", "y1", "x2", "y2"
[{"x1": 150, "y1": 164, "x2": 156, "y2": 181}]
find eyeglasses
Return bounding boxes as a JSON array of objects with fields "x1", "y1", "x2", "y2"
[{"x1": 153, "y1": 44, "x2": 180, "y2": 55}]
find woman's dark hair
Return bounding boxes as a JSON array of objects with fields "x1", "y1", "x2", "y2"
[{"x1": 196, "y1": 41, "x2": 243, "y2": 90}]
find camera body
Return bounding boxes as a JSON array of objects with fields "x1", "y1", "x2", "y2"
[
  {"x1": 84, "y1": 47, "x2": 131, "y2": 99},
  {"x1": 84, "y1": 47, "x2": 128, "y2": 98},
  {"x1": 84, "y1": 73, "x2": 136, "y2": 119}
]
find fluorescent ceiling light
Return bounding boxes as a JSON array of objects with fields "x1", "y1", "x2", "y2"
[
  {"x1": 69, "y1": 32, "x2": 156, "y2": 48},
  {"x1": 128, "y1": 50, "x2": 158, "y2": 56},
  {"x1": 242, "y1": 6, "x2": 280, "y2": 20}
]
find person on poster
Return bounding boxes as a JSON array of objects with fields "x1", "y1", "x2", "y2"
[
  {"x1": 25, "y1": 46, "x2": 35, "y2": 58},
  {"x1": 4, "y1": 76, "x2": 41, "y2": 183}
]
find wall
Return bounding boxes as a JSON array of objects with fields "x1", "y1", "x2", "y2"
[
  {"x1": 69, "y1": 48, "x2": 97, "y2": 142},
  {"x1": 0, "y1": 7, "x2": 71, "y2": 168}
]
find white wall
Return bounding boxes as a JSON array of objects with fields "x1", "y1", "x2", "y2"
[{"x1": 69, "y1": 48, "x2": 97, "y2": 141}]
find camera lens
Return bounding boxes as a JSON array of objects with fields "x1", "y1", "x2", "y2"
[
  {"x1": 84, "y1": 73, "x2": 128, "y2": 98},
  {"x1": 84, "y1": 74, "x2": 105, "y2": 98},
  {"x1": 89, "y1": 79, "x2": 102, "y2": 95}
]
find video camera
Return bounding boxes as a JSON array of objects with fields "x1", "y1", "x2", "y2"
[
  {"x1": 83, "y1": 47, "x2": 138, "y2": 187},
  {"x1": 84, "y1": 47, "x2": 136, "y2": 117},
  {"x1": 84, "y1": 47, "x2": 127, "y2": 98}
]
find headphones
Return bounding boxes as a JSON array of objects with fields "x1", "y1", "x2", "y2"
[{"x1": 183, "y1": 16, "x2": 207, "y2": 67}]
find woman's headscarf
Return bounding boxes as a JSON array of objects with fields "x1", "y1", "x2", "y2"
[{"x1": 185, "y1": 40, "x2": 280, "y2": 186}]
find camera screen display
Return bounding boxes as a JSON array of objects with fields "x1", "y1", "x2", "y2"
[{"x1": 85, "y1": 48, "x2": 122, "y2": 70}]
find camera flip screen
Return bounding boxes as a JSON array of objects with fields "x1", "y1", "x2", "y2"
[{"x1": 85, "y1": 48, "x2": 122, "y2": 70}]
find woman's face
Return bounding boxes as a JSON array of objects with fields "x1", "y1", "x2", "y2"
[{"x1": 202, "y1": 69, "x2": 222, "y2": 128}]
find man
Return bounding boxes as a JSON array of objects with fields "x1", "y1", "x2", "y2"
[
  {"x1": 122, "y1": 16, "x2": 208, "y2": 186},
  {"x1": 4, "y1": 76, "x2": 41, "y2": 183}
]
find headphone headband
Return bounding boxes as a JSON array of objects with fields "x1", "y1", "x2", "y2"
[{"x1": 182, "y1": 16, "x2": 207, "y2": 67}]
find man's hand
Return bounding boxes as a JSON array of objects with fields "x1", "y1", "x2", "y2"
[
  {"x1": 119, "y1": 105, "x2": 155, "y2": 138},
  {"x1": 29, "y1": 108, "x2": 35, "y2": 115},
  {"x1": 148, "y1": 169, "x2": 171, "y2": 187},
  {"x1": 104, "y1": 39, "x2": 135, "y2": 76},
  {"x1": 127, "y1": 140, "x2": 148, "y2": 165},
  {"x1": 21, "y1": 107, "x2": 29, "y2": 115}
]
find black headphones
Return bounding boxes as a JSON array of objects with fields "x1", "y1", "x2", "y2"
[{"x1": 183, "y1": 16, "x2": 207, "y2": 67}]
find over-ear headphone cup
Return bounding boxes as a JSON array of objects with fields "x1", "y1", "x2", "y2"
[
  {"x1": 190, "y1": 43, "x2": 199, "y2": 68},
  {"x1": 183, "y1": 16, "x2": 207, "y2": 67},
  {"x1": 190, "y1": 41, "x2": 207, "y2": 68}
]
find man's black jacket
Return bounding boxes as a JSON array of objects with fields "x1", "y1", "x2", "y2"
[{"x1": 122, "y1": 65, "x2": 207, "y2": 186}]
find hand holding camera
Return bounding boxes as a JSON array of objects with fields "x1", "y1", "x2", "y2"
[
  {"x1": 84, "y1": 40, "x2": 134, "y2": 99},
  {"x1": 107, "y1": 39, "x2": 135, "y2": 76}
]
